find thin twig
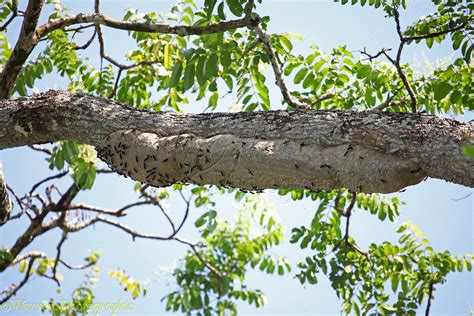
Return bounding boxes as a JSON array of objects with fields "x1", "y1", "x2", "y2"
[
  {"x1": 0, "y1": 256, "x2": 37, "y2": 304},
  {"x1": 175, "y1": 191, "x2": 191, "y2": 235},
  {"x1": 405, "y1": 18, "x2": 472, "y2": 42},
  {"x1": 51, "y1": 231, "x2": 68, "y2": 286},
  {"x1": 73, "y1": 28, "x2": 97, "y2": 50},
  {"x1": 70, "y1": 201, "x2": 149, "y2": 216},
  {"x1": 188, "y1": 244, "x2": 224, "y2": 278},
  {"x1": 29, "y1": 171, "x2": 69, "y2": 195},
  {"x1": 0, "y1": 0, "x2": 20, "y2": 32},
  {"x1": 28, "y1": 145, "x2": 52, "y2": 155},
  {"x1": 139, "y1": 186, "x2": 176, "y2": 234}
]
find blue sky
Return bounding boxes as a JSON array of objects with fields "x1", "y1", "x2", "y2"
[{"x1": 0, "y1": 0, "x2": 472, "y2": 315}]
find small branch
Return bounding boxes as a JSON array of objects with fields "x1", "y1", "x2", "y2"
[
  {"x1": 6, "y1": 185, "x2": 23, "y2": 210},
  {"x1": 376, "y1": 98, "x2": 407, "y2": 111},
  {"x1": 425, "y1": 280, "x2": 434, "y2": 316},
  {"x1": 310, "y1": 93, "x2": 336, "y2": 106},
  {"x1": 69, "y1": 201, "x2": 149, "y2": 216},
  {"x1": 360, "y1": 47, "x2": 392, "y2": 62},
  {"x1": 255, "y1": 24, "x2": 308, "y2": 110},
  {"x1": 0, "y1": 256, "x2": 37, "y2": 304},
  {"x1": 451, "y1": 192, "x2": 472, "y2": 201},
  {"x1": 63, "y1": 215, "x2": 171, "y2": 240},
  {"x1": 65, "y1": 23, "x2": 96, "y2": 35},
  {"x1": 404, "y1": 18, "x2": 472, "y2": 42},
  {"x1": 381, "y1": 46, "x2": 417, "y2": 113},
  {"x1": 108, "y1": 68, "x2": 123, "y2": 99},
  {"x1": 0, "y1": 0, "x2": 45, "y2": 99},
  {"x1": 12, "y1": 251, "x2": 94, "y2": 270},
  {"x1": 28, "y1": 145, "x2": 52, "y2": 155},
  {"x1": 223, "y1": 261, "x2": 238, "y2": 278},
  {"x1": 96, "y1": 168, "x2": 115, "y2": 174},
  {"x1": 244, "y1": 0, "x2": 255, "y2": 17},
  {"x1": 393, "y1": 9, "x2": 405, "y2": 42},
  {"x1": 0, "y1": 0, "x2": 20, "y2": 31},
  {"x1": 29, "y1": 170, "x2": 69, "y2": 195},
  {"x1": 73, "y1": 28, "x2": 97, "y2": 50},
  {"x1": 188, "y1": 244, "x2": 224, "y2": 278},
  {"x1": 94, "y1": 17, "x2": 160, "y2": 99},
  {"x1": 175, "y1": 191, "x2": 191, "y2": 235},
  {"x1": 51, "y1": 231, "x2": 68, "y2": 286},
  {"x1": 334, "y1": 191, "x2": 356, "y2": 218},
  {"x1": 360, "y1": 44, "x2": 416, "y2": 112},
  {"x1": 139, "y1": 186, "x2": 177, "y2": 234},
  {"x1": 0, "y1": 12, "x2": 19, "y2": 32}
]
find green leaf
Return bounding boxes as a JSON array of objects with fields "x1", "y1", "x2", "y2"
[
  {"x1": 294, "y1": 67, "x2": 309, "y2": 84},
  {"x1": 225, "y1": 0, "x2": 244, "y2": 16},
  {"x1": 204, "y1": 0, "x2": 217, "y2": 16},
  {"x1": 183, "y1": 62, "x2": 196, "y2": 91},
  {"x1": 205, "y1": 53, "x2": 219, "y2": 78},
  {"x1": 379, "y1": 303, "x2": 397, "y2": 313},
  {"x1": 220, "y1": 50, "x2": 232, "y2": 68},
  {"x1": 279, "y1": 35, "x2": 293, "y2": 52},
  {"x1": 196, "y1": 56, "x2": 207, "y2": 86},
  {"x1": 357, "y1": 64, "x2": 371, "y2": 79},
  {"x1": 0, "y1": 248, "x2": 13, "y2": 264},
  {"x1": 433, "y1": 82, "x2": 452, "y2": 101},
  {"x1": 169, "y1": 61, "x2": 183, "y2": 88},
  {"x1": 209, "y1": 91, "x2": 219, "y2": 109},
  {"x1": 390, "y1": 274, "x2": 399, "y2": 293},
  {"x1": 164, "y1": 44, "x2": 172, "y2": 70},
  {"x1": 217, "y1": 1, "x2": 226, "y2": 19}
]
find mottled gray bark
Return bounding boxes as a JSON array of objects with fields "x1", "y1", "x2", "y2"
[
  {"x1": 0, "y1": 162, "x2": 13, "y2": 224},
  {"x1": 0, "y1": 90, "x2": 472, "y2": 193}
]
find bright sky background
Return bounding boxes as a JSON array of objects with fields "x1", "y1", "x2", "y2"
[{"x1": 0, "y1": 0, "x2": 473, "y2": 315}]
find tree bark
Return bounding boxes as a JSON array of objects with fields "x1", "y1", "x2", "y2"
[
  {"x1": 0, "y1": 90, "x2": 472, "y2": 193},
  {"x1": 0, "y1": 162, "x2": 12, "y2": 224}
]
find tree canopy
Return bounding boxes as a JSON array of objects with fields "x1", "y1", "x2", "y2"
[{"x1": 0, "y1": 0, "x2": 473, "y2": 315}]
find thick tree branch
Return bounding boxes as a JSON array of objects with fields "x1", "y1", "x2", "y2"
[
  {"x1": 0, "y1": 0, "x2": 45, "y2": 100},
  {"x1": 0, "y1": 91, "x2": 472, "y2": 194},
  {"x1": 0, "y1": 162, "x2": 13, "y2": 224},
  {"x1": 36, "y1": 12, "x2": 257, "y2": 41}
]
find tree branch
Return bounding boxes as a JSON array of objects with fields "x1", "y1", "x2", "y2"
[
  {"x1": 404, "y1": 18, "x2": 472, "y2": 42},
  {"x1": 0, "y1": 0, "x2": 257, "y2": 100},
  {"x1": 69, "y1": 201, "x2": 149, "y2": 217},
  {"x1": 0, "y1": 91, "x2": 472, "y2": 193},
  {"x1": 0, "y1": 0, "x2": 21, "y2": 32},
  {"x1": 36, "y1": 12, "x2": 257, "y2": 41},
  {"x1": 255, "y1": 25, "x2": 308, "y2": 110},
  {"x1": 0, "y1": 0, "x2": 45, "y2": 99},
  {"x1": 29, "y1": 170, "x2": 69, "y2": 195},
  {"x1": 0, "y1": 256, "x2": 37, "y2": 304},
  {"x1": 0, "y1": 162, "x2": 13, "y2": 224},
  {"x1": 425, "y1": 280, "x2": 434, "y2": 316}
]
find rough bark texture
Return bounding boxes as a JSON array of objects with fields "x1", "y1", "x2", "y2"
[
  {"x1": 0, "y1": 90, "x2": 472, "y2": 193},
  {"x1": 0, "y1": 162, "x2": 12, "y2": 224},
  {"x1": 0, "y1": 0, "x2": 45, "y2": 100}
]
